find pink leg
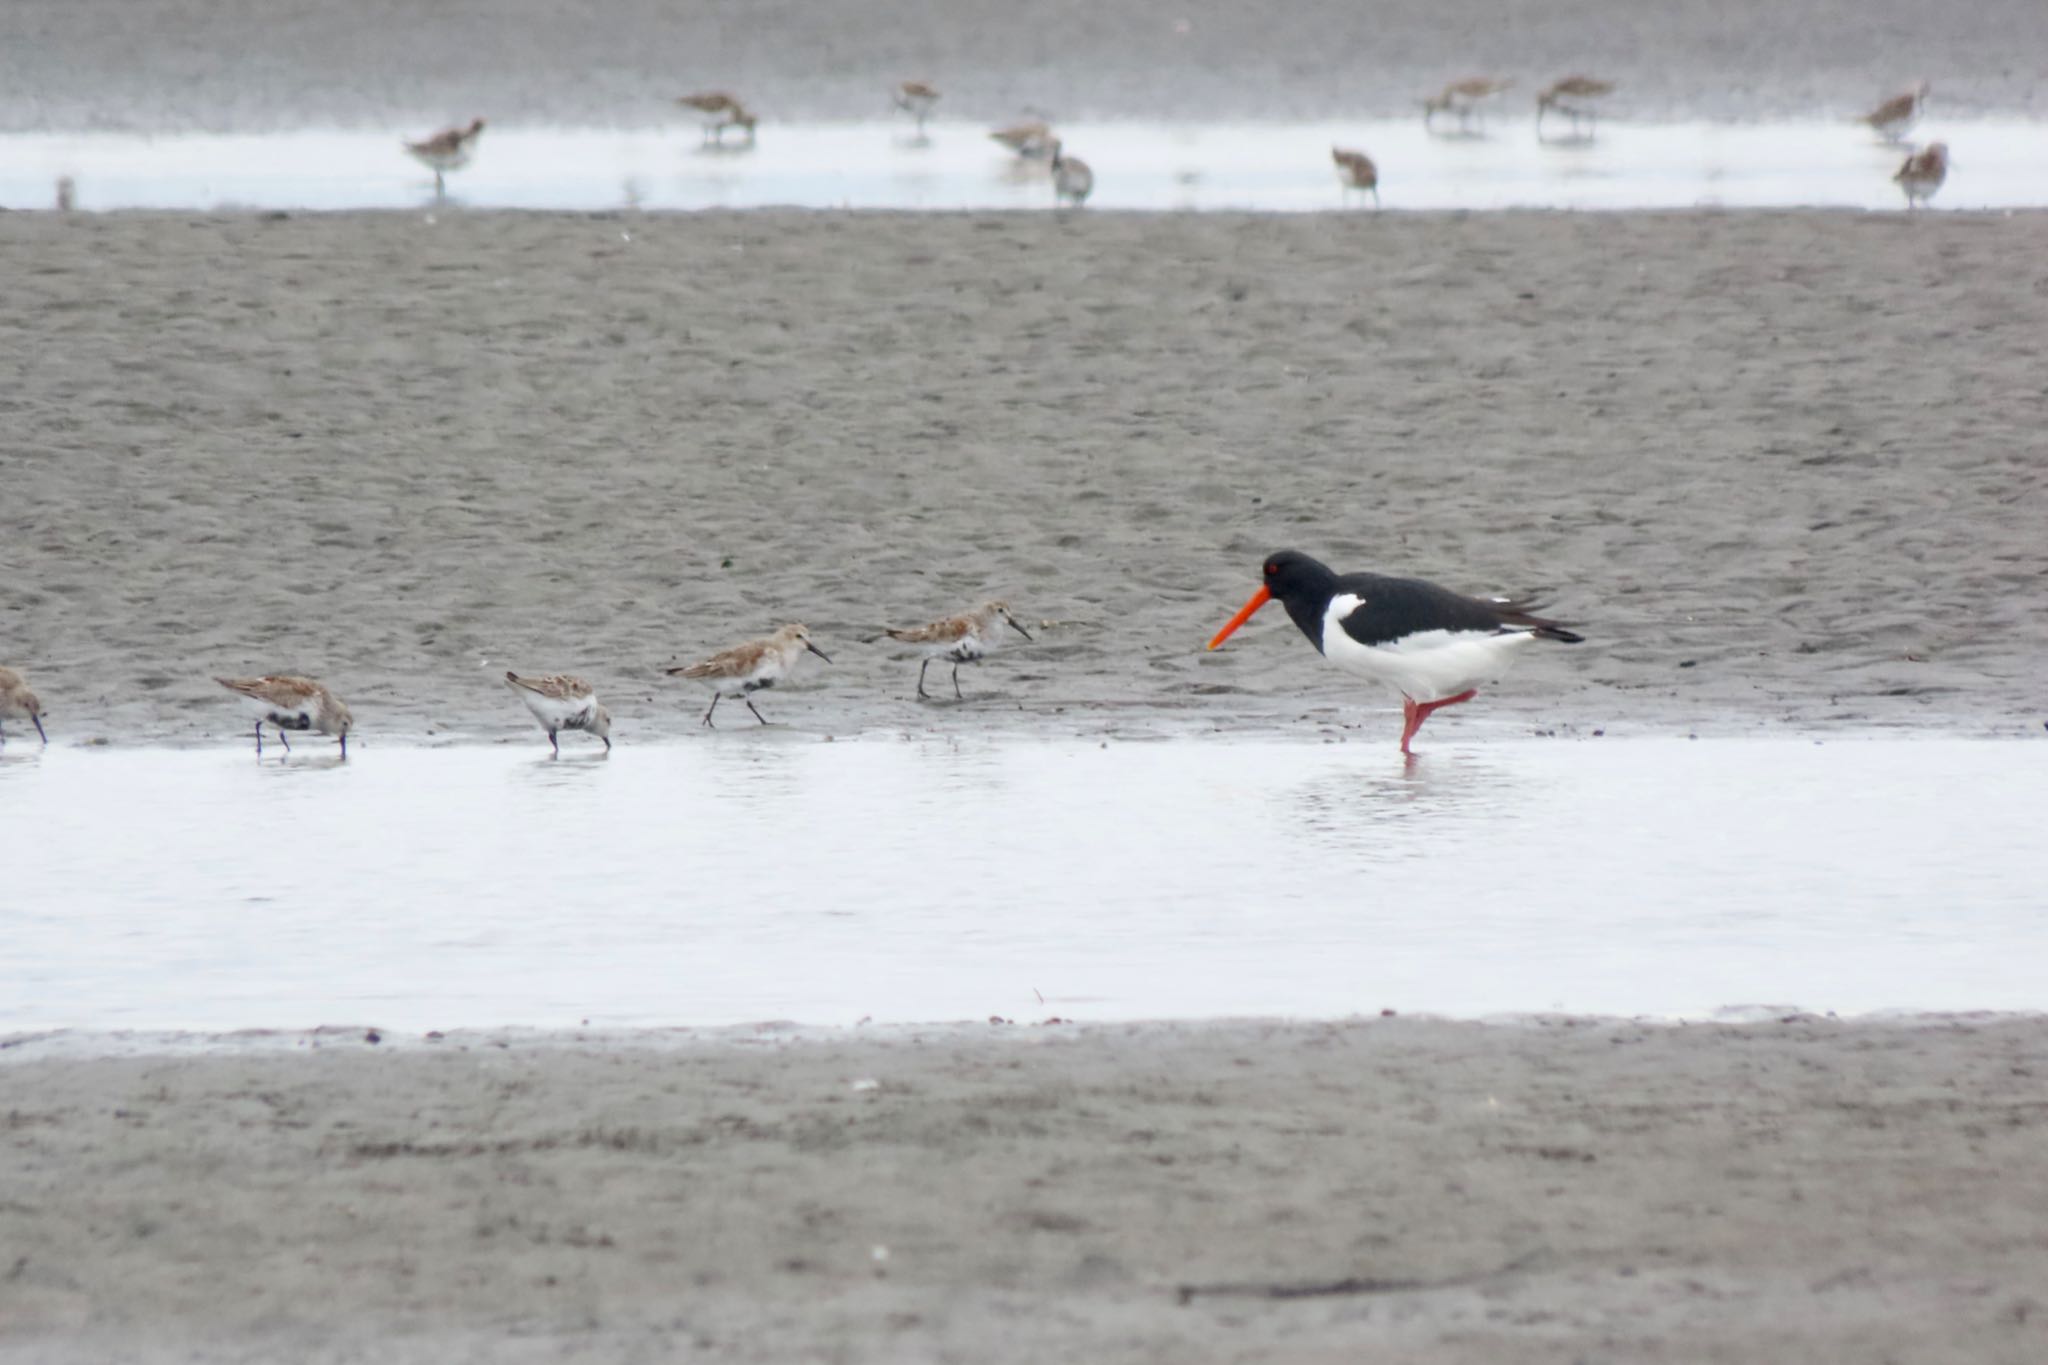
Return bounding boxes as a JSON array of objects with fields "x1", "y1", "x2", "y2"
[{"x1": 1397, "y1": 689, "x2": 1478, "y2": 756}]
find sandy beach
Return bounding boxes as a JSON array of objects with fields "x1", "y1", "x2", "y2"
[
  {"x1": 2, "y1": 0, "x2": 2044, "y2": 130},
  {"x1": 3, "y1": 209, "x2": 2045, "y2": 745},
  {"x1": 2, "y1": 1016, "x2": 2044, "y2": 1362}
]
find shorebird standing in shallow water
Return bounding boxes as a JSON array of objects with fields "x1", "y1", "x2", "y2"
[
  {"x1": 989, "y1": 120, "x2": 1055, "y2": 160},
  {"x1": 1049, "y1": 139, "x2": 1093, "y2": 205},
  {"x1": 894, "y1": 80, "x2": 941, "y2": 132},
  {"x1": 1422, "y1": 78, "x2": 1512, "y2": 133},
  {"x1": 216, "y1": 675, "x2": 353, "y2": 756},
  {"x1": 666, "y1": 624, "x2": 831, "y2": 727},
  {"x1": 1331, "y1": 148, "x2": 1379, "y2": 207},
  {"x1": 1536, "y1": 76, "x2": 1615, "y2": 136},
  {"x1": 678, "y1": 92, "x2": 758, "y2": 145},
  {"x1": 504, "y1": 672, "x2": 612, "y2": 756},
  {"x1": 1894, "y1": 141, "x2": 1949, "y2": 208},
  {"x1": 1207, "y1": 551, "x2": 1583, "y2": 757},
  {"x1": 404, "y1": 118, "x2": 486, "y2": 195},
  {"x1": 1863, "y1": 82, "x2": 1930, "y2": 142},
  {"x1": 0, "y1": 666, "x2": 47, "y2": 746},
  {"x1": 886, "y1": 600, "x2": 1034, "y2": 700}
]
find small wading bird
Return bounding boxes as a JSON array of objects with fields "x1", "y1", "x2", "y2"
[
  {"x1": 1894, "y1": 141, "x2": 1949, "y2": 208},
  {"x1": 1536, "y1": 76, "x2": 1615, "y2": 135},
  {"x1": 894, "y1": 80, "x2": 941, "y2": 132},
  {"x1": 666, "y1": 624, "x2": 831, "y2": 727},
  {"x1": 216, "y1": 675, "x2": 353, "y2": 756},
  {"x1": 1863, "y1": 81, "x2": 1930, "y2": 143},
  {"x1": 678, "y1": 91, "x2": 758, "y2": 145},
  {"x1": 504, "y1": 672, "x2": 612, "y2": 756},
  {"x1": 0, "y1": 666, "x2": 47, "y2": 746},
  {"x1": 1207, "y1": 551, "x2": 1584, "y2": 757},
  {"x1": 1331, "y1": 147, "x2": 1379, "y2": 207},
  {"x1": 886, "y1": 600, "x2": 1033, "y2": 700},
  {"x1": 989, "y1": 120, "x2": 1056, "y2": 160},
  {"x1": 1049, "y1": 139, "x2": 1093, "y2": 205},
  {"x1": 404, "y1": 118, "x2": 486, "y2": 195},
  {"x1": 1422, "y1": 77, "x2": 1513, "y2": 132}
]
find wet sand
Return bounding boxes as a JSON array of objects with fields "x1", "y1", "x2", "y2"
[
  {"x1": 1, "y1": 0, "x2": 2043, "y2": 129},
  {"x1": 3, "y1": 1017, "x2": 2044, "y2": 1362},
  {"x1": 5, "y1": 210, "x2": 2045, "y2": 745}
]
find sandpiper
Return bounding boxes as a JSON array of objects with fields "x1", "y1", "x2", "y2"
[
  {"x1": 404, "y1": 118, "x2": 486, "y2": 195},
  {"x1": 1050, "y1": 139, "x2": 1094, "y2": 206},
  {"x1": 1536, "y1": 76, "x2": 1615, "y2": 135},
  {"x1": 1331, "y1": 147, "x2": 1379, "y2": 207},
  {"x1": 886, "y1": 600, "x2": 1034, "y2": 700},
  {"x1": 1422, "y1": 77, "x2": 1512, "y2": 132},
  {"x1": 678, "y1": 92, "x2": 758, "y2": 145},
  {"x1": 1894, "y1": 141, "x2": 1949, "y2": 208},
  {"x1": 894, "y1": 80, "x2": 941, "y2": 132},
  {"x1": 989, "y1": 120, "x2": 1055, "y2": 160},
  {"x1": 1208, "y1": 551, "x2": 1583, "y2": 757},
  {"x1": 216, "y1": 675, "x2": 353, "y2": 756},
  {"x1": 666, "y1": 624, "x2": 831, "y2": 727},
  {"x1": 0, "y1": 666, "x2": 47, "y2": 746},
  {"x1": 1863, "y1": 82, "x2": 1930, "y2": 142},
  {"x1": 504, "y1": 672, "x2": 612, "y2": 756}
]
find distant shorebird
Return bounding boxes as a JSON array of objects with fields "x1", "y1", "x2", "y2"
[
  {"x1": 1894, "y1": 141, "x2": 1949, "y2": 208},
  {"x1": 216, "y1": 675, "x2": 353, "y2": 756},
  {"x1": 885, "y1": 600, "x2": 1034, "y2": 700},
  {"x1": 1331, "y1": 147, "x2": 1379, "y2": 207},
  {"x1": 1208, "y1": 551, "x2": 1583, "y2": 757},
  {"x1": 894, "y1": 80, "x2": 941, "y2": 132},
  {"x1": 404, "y1": 118, "x2": 486, "y2": 194},
  {"x1": 678, "y1": 92, "x2": 758, "y2": 145},
  {"x1": 1423, "y1": 77, "x2": 1513, "y2": 132},
  {"x1": 0, "y1": 666, "x2": 47, "y2": 746},
  {"x1": 989, "y1": 120, "x2": 1056, "y2": 160},
  {"x1": 504, "y1": 672, "x2": 612, "y2": 756},
  {"x1": 1863, "y1": 82, "x2": 1930, "y2": 142},
  {"x1": 666, "y1": 624, "x2": 831, "y2": 727},
  {"x1": 1536, "y1": 76, "x2": 1615, "y2": 135},
  {"x1": 1050, "y1": 139, "x2": 1094, "y2": 205}
]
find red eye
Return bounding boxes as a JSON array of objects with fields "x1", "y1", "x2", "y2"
[{"x1": 1264, "y1": 562, "x2": 1278, "y2": 576}]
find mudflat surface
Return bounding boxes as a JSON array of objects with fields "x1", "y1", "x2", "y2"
[
  {"x1": 4, "y1": 210, "x2": 2044, "y2": 745},
  {"x1": 3, "y1": 1017, "x2": 2045, "y2": 1362},
  {"x1": 0, "y1": 0, "x2": 2041, "y2": 129}
]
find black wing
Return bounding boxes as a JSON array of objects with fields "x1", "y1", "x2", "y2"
[{"x1": 1331, "y1": 574, "x2": 1583, "y2": 648}]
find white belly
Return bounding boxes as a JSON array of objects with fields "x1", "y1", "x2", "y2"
[
  {"x1": 1320, "y1": 608, "x2": 1536, "y2": 703},
  {"x1": 519, "y1": 692, "x2": 593, "y2": 731}
]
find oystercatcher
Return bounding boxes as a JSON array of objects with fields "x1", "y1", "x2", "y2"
[{"x1": 1206, "y1": 551, "x2": 1584, "y2": 755}]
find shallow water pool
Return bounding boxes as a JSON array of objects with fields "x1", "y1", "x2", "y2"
[
  {"x1": 1, "y1": 737, "x2": 2041, "y2": 1033},
  {"x1": 3, "y1": 119, "x2": 2040, "y2": 213}
]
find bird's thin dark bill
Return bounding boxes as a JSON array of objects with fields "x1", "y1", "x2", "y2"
[
  {"x1": 806, "y1": 643, "x2": 833, "y2": 663},
  {"x1": 1207, "y1": 586, "x2": 1273, "y2": 650},
  {"x1": 1008, "y1": 619, "x2": 1034, "y2": 641}
]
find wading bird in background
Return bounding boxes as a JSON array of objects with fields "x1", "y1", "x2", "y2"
[
  {"x1": 678, "y1": 92, "x2": 758, "y2": 145},
  {"x1": 404, "y1": 118, "x2": 486, "y2": 196},
  {"x1": 1332, "y1": 147, "x2": 1379, "y2": 206},
  {"x1": 1050, "y1": 139, "x2": 1094, "y2": 205},
  {"x1": 1862, "y1": 81, "x2": 1930, "y2": 142},
  {"x1": 989, "y1": 119, "x2": 1056, "y2": 160},
  {"x1": 1894, "y1": 141, "x2": 1948, "y2": 208},
  {"x1": 0, "y1": 666, "x2": 47, "y2": 746},
  {"x1": 1536, "y1": 76, "x2": 1616, "y2": 136},
  {"x1": 894, "y1": 80, "x2": 941, "y2": 132},
  {"x1": 1423, "y1": 77, "x2": 1513, "y2": 133},
  {"x1": 1207, "y1": 551, "x2": 1583, "y2": 757}
]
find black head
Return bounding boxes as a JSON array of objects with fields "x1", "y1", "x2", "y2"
[{"x1": 1259, "y1": 550, "x2": 1338, "y2": 606}]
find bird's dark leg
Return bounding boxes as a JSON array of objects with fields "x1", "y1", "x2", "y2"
[
  {"x1": 702, "y1": 694, "x2": 720, "y2": 728},
  {"x1": 746, "y1": 698, "x2": 770, "y2": 725},
  {"x1": 338, "y1": 732, "x2": 347, "y2": 760},
  {"x1": 277, "y1": 724, "x2": 291, "y2": 752},
  {"x1": 253, "y1": 721, "x2": 264, "y2": 754},
  {"x1": 915, "y1": 659, "x2": 932, "y2": 700},
  {"x1": 549, "y1": 729, "x2": 559, "y2": 758},
  {"x1": 952, "y1": 663, "x2": 963, "y2": 700}
]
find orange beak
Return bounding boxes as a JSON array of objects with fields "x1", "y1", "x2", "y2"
[{"x1": 1207, "y1": 585, "x2": 1272, "y2": 650}]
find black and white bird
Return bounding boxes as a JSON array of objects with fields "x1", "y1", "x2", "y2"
[{"x1": 1207, "y1": 550, "x2": 1584, "y2": 755}]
